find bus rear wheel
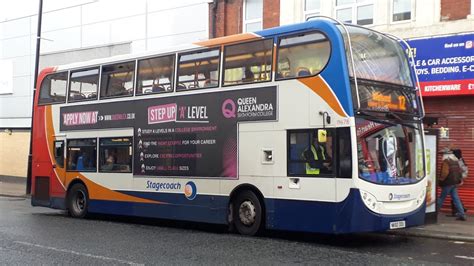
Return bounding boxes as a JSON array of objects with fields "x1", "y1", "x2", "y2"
[
  {"x1": 67, "y1": 183, "x2": 89, "y2": 218},
  {"x1": 232, "y1": 190, "x2": 263, "y2": 236}
]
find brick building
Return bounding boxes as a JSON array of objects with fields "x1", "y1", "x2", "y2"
[{"x1": 209, "y1": 0, "x2": 474, "y2": 213}]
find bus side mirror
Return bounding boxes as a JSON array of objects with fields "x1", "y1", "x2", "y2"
[{"x1": 319, "y1": 111, "x2": 331, "y2": 128}]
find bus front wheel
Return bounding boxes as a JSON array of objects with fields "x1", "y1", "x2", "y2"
[
  {"x1": 67, "y1": 183, "x2": 89, "y2": 218},
  {"x1": 232, "y1": 190, "x2": 263, "y2": 236}
]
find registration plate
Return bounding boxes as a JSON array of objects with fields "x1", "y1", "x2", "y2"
[{"x1": 389, "y1": 220, "x2": 406, "y2": 229}]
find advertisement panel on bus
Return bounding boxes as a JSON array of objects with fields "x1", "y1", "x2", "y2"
[{"x1": 60, "y1": 86, "x2": 277, "y2": 178}]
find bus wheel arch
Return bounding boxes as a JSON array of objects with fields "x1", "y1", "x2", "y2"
[
  {"x1": 66, "y1": 179, "x2": 89, "y2": 218},
  {"x1": 228, "y1": 184, "x2": 265, "y2": 236}
]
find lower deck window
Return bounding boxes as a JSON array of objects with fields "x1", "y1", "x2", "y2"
[
  {"x1": 67, "y1": 139, "x2": 97, "y2": 172},
  {"x1": 287, "y1": 128, "x2": 352, "y2": 177},
  {"x1": 99, "y1": 137, "x2": 133, "y2": 173},
  {"x1": 288, "y1": 129, "x2": 334, "y2": 176}
]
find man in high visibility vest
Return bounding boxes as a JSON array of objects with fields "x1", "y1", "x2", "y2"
[{"x1": 302, "y1": 134, "x2": 331, "y2": 175}]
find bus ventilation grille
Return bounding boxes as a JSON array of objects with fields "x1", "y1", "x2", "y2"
[{"x1": 35, "y1": 176, "x2": 50, "y2": 201}]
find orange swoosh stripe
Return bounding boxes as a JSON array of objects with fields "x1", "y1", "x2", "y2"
[
  {"x1": 76, "y1": 175, "x2": 165, "y2": 204},
  {"x1": 194, "y1": 33, "x2": 260, "y2": 47},
  {"x1": 45, "y1": 106, "x2": 66, "y2": 187},
  {"x1": 298, "y1": 76, "x2": 348, "y2": 117}
]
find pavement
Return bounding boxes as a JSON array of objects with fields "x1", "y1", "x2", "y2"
[
  {"x1": 0, "y1": 175, "x2": 28, "y2": 198},
  {"x1": 1, "y1": 175, "x2": 473, "y2": 242}
]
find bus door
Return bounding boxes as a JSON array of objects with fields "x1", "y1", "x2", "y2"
[{"x1": 334, "y1": 127, "x2": 353, "y2": 230}]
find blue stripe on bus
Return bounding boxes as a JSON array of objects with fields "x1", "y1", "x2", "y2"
[
  {"x1": 89, "y1": 190, "x2": 229, "y2": 224},
  {"x1": 88, "y1": 199, "x2": 228, "y2": 225},
  {"x1": 256, "y1": 20, "x2": 354, "y2": 117},
  {"x1": 85, "y1": 188, "x2": 425, "y2": 233}
]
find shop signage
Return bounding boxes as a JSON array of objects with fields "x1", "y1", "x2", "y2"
[{"x1": 407, "y1": 33, "x2": 474, "y2": 97}]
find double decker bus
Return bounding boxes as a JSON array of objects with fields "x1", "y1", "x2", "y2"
[{"x1": 31, "y1": 18, "x2": 426, "y2": 235}]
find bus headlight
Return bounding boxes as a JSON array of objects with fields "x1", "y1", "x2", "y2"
[
  {"x1": 360, "y1": 190, "x2": 379, "y2": 211},
  {"x1": 416, "y1": 188, "x2": 426, "y2": 206}
]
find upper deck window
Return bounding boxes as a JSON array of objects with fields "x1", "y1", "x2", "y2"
[
  {"x1": 177, "y1": 49, "x2": 220, "y2": 91},
  {"x1": 276, "y1": 32, "x2": 330, "y2": 80},
  {"x1": 100, "y1": 61, "x2": 135, "y2": 98},
  {"x1": 136, "y1": 55, "x2": 175, "y2": 95},
  {"x1": 68, "y1": 68, "x2": 99, "y2": 102},
  {"x1": 223, "y1": 39, "x2": 273, "y2": 86},
  {"x1": 344, "y1": 26, "x2": 413, "y2": 87},
  {"x1": 39, "y1": 72, "x2": 67, "y2": 105}
]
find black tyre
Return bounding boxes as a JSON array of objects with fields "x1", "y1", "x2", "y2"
[
  {"x1": 232, "y1": 190, "x2": 263, "y2": 236},
  {"x1": 67, "y1": 183, "x2": 89, "y2": 218}
]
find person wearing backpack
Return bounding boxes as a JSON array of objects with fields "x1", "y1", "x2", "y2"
[
  {"x1": 449, "y1": 149, "x2": 468, "y2": 216},
  {"x1": 437, "y1": 147, "x2": 467, "y2": 221}
]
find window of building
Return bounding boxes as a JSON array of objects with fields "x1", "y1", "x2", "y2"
[
  {"x1": 100, "y1": 62, "x2": 135, "y2": 98},
  {"x1": 39, "y1": 72, "x2": 68, "y2": 105},
  {"x1": 176, "y1": 49, "x2": 220, "y2": 91},
  {"x1": 288, "y1": 129, "x2": 334, "y2": 176},
  {"x1": 99, "y1": 137, "x2": 132, "y2": 173},
  {"x1": 68, "y1": 68, "x2": 99, "y2": 102},
  {"x1": 243, "y1": 0, "x2": 263, "y2": 32},
  {"x1": 472, "y1": 0, "x2": 474, "y2": 16},
  {"x1": 335, "y1": 0, "x2": 374, "y2": 26},
  {"x1": 276, "y1": 32, "x2": 330, "y2": 80},
  {"x1": 392, "y1": 0, "x2": 412, "y2": 22},
  {"x1": 223, "y1": 39, "x2": 273, "y2": 86},
  {"x1": 136, "y1": 55, "x2": 175, "y2": 95},
  {"x1": 67, "y1": 138, "x2": 97, "y2": 172},
  {"x1": 304, "y1": 0, "x2": 321, "y2": 21}
]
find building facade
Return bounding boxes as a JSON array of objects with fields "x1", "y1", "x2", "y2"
[
  {"x1": 211, "y1": 0, "x2": 474, "y2": 213},
  {"x1": 0, "y1": 0, "x2": 211, "y2": 177}
]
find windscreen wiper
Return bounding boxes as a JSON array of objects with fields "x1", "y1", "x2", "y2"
[
  {"x1": 357, "y1": 110, "x2": 419, "y2": 130},
  {"x1": 356, "y1": 111, "x2": 398, "y2": 127},
  {"x1": 384, "y1": 111, "x2": 418, "y2": 129}
]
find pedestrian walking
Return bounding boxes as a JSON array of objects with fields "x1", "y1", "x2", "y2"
[
  {"x1": 437, "y1": 147, "x2": 467, "y2": 221},
  {"x1": 449, "y1": 149, "x2": 468, "y2": 216}
]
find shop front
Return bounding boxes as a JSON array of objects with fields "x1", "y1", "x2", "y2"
[{"x1": 408, "y1": 33, "x2": 474, "y2": 215}]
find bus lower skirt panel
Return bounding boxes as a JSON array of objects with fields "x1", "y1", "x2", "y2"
[
  {"x1": 265, "y1": 188, "x2": 425, "y2": 234},
  {"x1": 31, "y1": 196, "x2": 66, "y2": 210}
]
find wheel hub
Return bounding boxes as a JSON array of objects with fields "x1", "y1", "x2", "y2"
[
  {"x1": 74, "y1": 191, "x2": 85, "y2": 211},
  {"x1": 239, "y1": 200, "x2": 256, "y2": 226}
]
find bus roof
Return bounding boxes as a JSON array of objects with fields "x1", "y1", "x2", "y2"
[{"x1": 52, "y1": 18, "x2": 343, "y2": 72}]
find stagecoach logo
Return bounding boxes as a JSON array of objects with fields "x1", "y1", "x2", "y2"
[
  {"x1": 221, "y1": 96, "x2": 274, "y2": 120},
  {"x1": 184, "y1": 181, "x2": 197, "y2": 200},
  {"x1": 388, "y1": 193, "x2": 411, "y2": 201}
]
